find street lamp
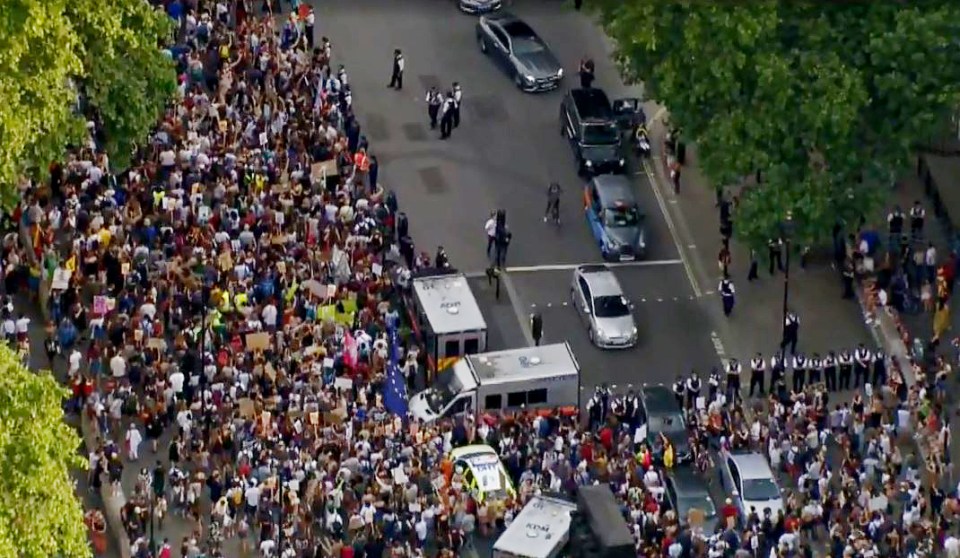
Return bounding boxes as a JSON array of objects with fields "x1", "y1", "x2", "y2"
[{"x1": 780, "y1": 211, "x2": 795, "y2": 342}]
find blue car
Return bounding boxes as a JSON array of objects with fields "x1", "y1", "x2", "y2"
[{"x1": 582, "y1": 174, "x2": 647, "y2": 261}]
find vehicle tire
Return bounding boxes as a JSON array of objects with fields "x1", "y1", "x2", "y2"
[
  {"x1": 478, "y1": 35, "x2": 488, "y2": 54},
  {"x1": 514, "y1": 72, "x2": 524, "y2": 90},
  {"x1": 588, "y1": 328, "x2": 595, "y2": 344}
]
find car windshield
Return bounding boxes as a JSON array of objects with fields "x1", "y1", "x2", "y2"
[
  {"x1": 604, "y1": 206, "x2": 641, "y2": 227},
  {"x1": 649, "y1": 414, "x2": 686, "y2": 434},
  {"x1": 742, "y1": 478, "x2": 781, "y2": 502},
  {"x1": 583, "y1": 124, "x2": 619, "y2": 145},
  {"x1": 593, "y1": 295, "x2": 630, "y2": 318},
  {"x1": 424, "y1": 372, "x2": 464, "y2": 414},
  {"x1": 511, "y1": 37, "x2": 545, "y2": 55},
  {"x1": 678, "y1": 495, "x2": 717, "y2": 519}
]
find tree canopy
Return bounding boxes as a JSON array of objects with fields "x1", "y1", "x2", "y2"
[
  {"x1": 590, "y1": 2, "x2": 960, "y2": 248},
  {"x1": 0, "y1": 345, "x2": 89, "y2": 558},
  {"x1": 0, "y1": 0, "x2": 176, "y2": 205}
]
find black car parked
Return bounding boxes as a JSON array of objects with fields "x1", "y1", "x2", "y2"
[
  {"x1": 559, "y1": 88, "x2": 626, "y2": 175},
  {"x1": 476, "y1": 13, "x2": 564, "y2": 92}
]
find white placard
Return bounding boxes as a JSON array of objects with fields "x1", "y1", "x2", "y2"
[
  {"x1": 372, "y1": 263, "x2": 383, "y2": 277},
  {"x1": 633, "y1": 424, "x2": 648, "y2": 444},
  {"x1": 51, "y1": 268, "x2": 72, "y2": 290},
  {"x1": 334, "y1": 377, "x2": 353, "y2": 391},
  {"x1": 323, "y1": 358, "x2": 334, "y2": 369}
]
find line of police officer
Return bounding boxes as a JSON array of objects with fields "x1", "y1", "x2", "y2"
[{"x1": 672, "y1": 343, "x2": 886, "y2": 407}]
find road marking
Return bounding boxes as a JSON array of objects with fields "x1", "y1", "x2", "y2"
[
  {"x1": 687, "y1": 244, "x2": 696, "y2": 249},
  {"x1": 503, "y1": 260, "x2": 682, "y2": 273},
  {"x1": 500, "y1": 272, "x2": 536, "y2": 347},
  {"x1": 641, "y1": 298, "x2": 647, "y2": 303},
  {"x1": 642, "y1": 159, "x2": 702, "y2": 297},
  {"x1": 657, "y1": 298, "x2": 663, "y2": 302},
  {"x1": 710, "y1": 331, "x2": 728, "y2": 361},
  {"x1": 704, "y1": 290, "x2": 716, "y2": 296}
]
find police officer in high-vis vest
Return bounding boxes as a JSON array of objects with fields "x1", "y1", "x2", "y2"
[{"x1": 749, "y1": 353, "x2": 765, "y2": 397}]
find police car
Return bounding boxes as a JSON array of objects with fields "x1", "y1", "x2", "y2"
[
  {"x1": 445, "y1": 444, "x2": 515, "y2": 505},
  {"x1": 582, "y1": 174, "x2": 647, "y2": 261}
]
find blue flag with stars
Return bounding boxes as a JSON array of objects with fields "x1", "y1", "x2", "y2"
[{"x1": 383, "y1": 326, "x2": 409, "y2": 416}]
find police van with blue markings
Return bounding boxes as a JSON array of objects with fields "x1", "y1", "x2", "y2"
[
  {"x1": 582, "y1": 174, "x2": 648, "y2": 261},
  {"x1": 408, "y1": 343, "x2": 581, "y2": 423}
]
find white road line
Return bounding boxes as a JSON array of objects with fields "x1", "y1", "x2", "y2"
[
  {"x1": 710, "y1": 330, "x2": 728, "y2": 361},
  {"x1": 641, "y1": 159, "x2": 702, "y2": 297},
  {"x1": 503, "y1": 259, "x2": 683, "y2": 273},
  {"x1": 500, "y1": 272, "x2": 536, "y2": 347}
]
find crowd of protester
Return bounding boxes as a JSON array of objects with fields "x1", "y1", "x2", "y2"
[{"x1": 1, "y1": 2, "x2": 959, "y2": 558}]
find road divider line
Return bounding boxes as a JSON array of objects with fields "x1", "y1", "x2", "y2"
[
  {"x1": 641, "y1": 158, "x2": 703, "y2": 298},
  {"x1": 502, "y1": 259, "x2": 683, "y2": 273},
  {"x1": 500, "y1": 272, "x2": 536, "y2": 347}
]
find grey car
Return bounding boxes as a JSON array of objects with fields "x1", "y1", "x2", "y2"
[
  {"x1": 476, "y1": 13, "x2": 564, "y2": 92},
  {"x1": 664, "y1": 468, "x2": 720, "y2": 535},
  {"x1": 638, "y1": 385, "x2": 691, "y2": 463},
  {"x1": 570, "y1": 264, "x2": 637, "y2": 349},
  {"x1": 458, "y1": 0, "x2": 501, "y2": 14}
]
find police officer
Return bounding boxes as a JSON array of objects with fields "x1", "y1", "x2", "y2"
[
  {"x1": 726, "y1": 358, "x2": 742, "y2": 401},
  {"x1": 452, "y1": 82, "x2": 463, "y2": 128},
  {"x1": 888, "y1": 205, "x2": 904, "y2": 247},
  {"x1": 749, "y1": 353, "x2": 765, "y2": 397},
  {"x1": 624, "y1": 390, "x2": 640, "y2": 431},
  {"x1": 809, "y1": 353, "x2": 823, "y2": 386},
  {"x1": 854, "y1": 343, "x2": 872, "y2": 389},
  {"x1": 842, "y1": 258, "x2": 855, "y2": 299},
  {"x1": 425, "y1": 86, "x2": 441, "y2": 129},
  {"x1": 610, "y1": 393, "x2": 625, "y2": 427},
  {"x1": 599, "y1": 383, "x2": 611, "y2": 420},
  {"x1": 873, "y1": 349, "x2": 887, "y2": 388},
  {"x1": 792, "y1": 352, "x2": 807, "y2": 393},
  {"x1": 586, "y1": 387, "x2": 604, "y2": 429},
  {"x1": 672, "y1": 376, "x2": 685, "y2": 408},
  {"x1": 770, "y1": 352, "x2": 787, "y2": 400},
  {"x1": 910, "y1": 200, "x2": 925, "y2": 239},
  {"x1": 823, "y1": 350, "x2": 838, "y2": 392},
  {"x1": 838, "y1": 348, "x2": 854, "y2": 390},
  {"x1": 720, "y1": 278, "x2": 736, "y2": 317},
  {"x1": 388, "y1": 48, "x2": 404, "y2": 90},
  {"x1": 708, "y1": 367, "x2": 722, "y2": 401},
  {"x1": 439, "y1": 92, "x2": 455, "y2": 139},
  {"x1": 781, "y1": 311, "x2": 800, "y2": 355},
  {"x1": 685, "y1": 371, "x2": 702, "y2": 410},
  {"x1": 530, "y1": 312, "x2": 543, "y2": 346}
]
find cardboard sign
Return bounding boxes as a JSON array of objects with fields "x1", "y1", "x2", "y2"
[
  {"x1": 372, "y1": 263, "x2": 383, "y2": 277},
  {"x1": 238, "y1": 398, "x2": 256, "y2": 418},
  {"x1": 51, "y1": 268, "x2": 72, "y2": 290},
  {"x1": 334, "y1": 377, "x2": 353, "y2": 391},
  {"x1": 309, "y1": 412, "x2": 320, "y2": 425},
  {"x1": 326, "y1": 284, "x2": 337, "y2": 298},
  {"x1": 246, "y1": 332, "x2": 271, "y2": 351},
  {"x1": 311, "y1": 159, "x2": 339, "y2": 181},
  {"x1": 688, "y1": 508, "x2": 705, "y2": 527},
  {"x1": 147, "y1": 338, "x2": 167, "y2": 350}
]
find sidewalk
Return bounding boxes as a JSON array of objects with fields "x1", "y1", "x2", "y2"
[{"x1": 643, "y1": 116, "x2": 874, "y2": 363}]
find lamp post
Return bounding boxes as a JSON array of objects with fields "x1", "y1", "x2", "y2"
[{"x1": 780, "y1": 212, "x2": 795, "y2": 343}]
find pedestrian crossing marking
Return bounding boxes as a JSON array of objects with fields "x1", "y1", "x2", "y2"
[
  {"x1": 641, "y1": 298, "x2": 647, "y2": 303},
  {"x1": 657, "y1": 298, "x2": 663, "y2": 302}
]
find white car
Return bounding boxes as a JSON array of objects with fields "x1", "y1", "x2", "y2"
[
  {"x1": 718, "y1": 450, "x2": 785, "y2": 524},
  {"x1": 571, "y1": 265, "x2": 638, "y2": 349}
]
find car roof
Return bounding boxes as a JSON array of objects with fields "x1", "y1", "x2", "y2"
[
  {"x1": 570, "y1": 88, "x2": 613, "y2": 121},
  {"x1": 640, "y1": 385, "x2": 682, "y2": 415},
  {"x1": 667, "y1": 468, "x2": 711, "y2": 496},
  {"x1": 728, "y1": 452, "x2": 776, "y2": 480},
  {"x1": 591, "y1": 175, "x2": 638, "y2": 208},
  {"x1": 576, "y1": 266, "x2": 623, "y2": 298}
]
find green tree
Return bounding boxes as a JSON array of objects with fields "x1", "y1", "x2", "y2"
[
  {"x1": 589, "y1": 2, "x2": 960, "y2": 248},
  {"x1": 0, "y1": 345, "x2": 89, "y2": 557},
  {"x1": 0, "y1": 0, "x2": 176, "y2": 204}
]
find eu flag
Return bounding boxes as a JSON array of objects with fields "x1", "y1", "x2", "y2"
[{"x1": 383, "y1": 326, "x2": 409, "y2": 416}]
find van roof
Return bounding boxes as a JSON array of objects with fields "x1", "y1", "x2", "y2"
[
  {"x1": 412, "y1": 274, "x2": 487, "y2": 335},
  {"x1": 577, "y1": 484, "x2": 635, "y2": 550},
  {"x1": 493, "y1": 495, "x2": 577, "y2": 558},
  {"x1": 466, "y1": 343, "x2": 580, "y2": 386}
]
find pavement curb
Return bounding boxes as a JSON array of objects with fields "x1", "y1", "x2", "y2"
[{"x1": 80, "y1": 411, "x2": 132, "y2": 558}]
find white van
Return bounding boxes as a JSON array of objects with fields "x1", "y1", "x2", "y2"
[
  {"x1": 412, "y1": 273, "x2": 488, "y2": 362},
  {"x1": 493, "y1": 495, "x2": 577, "y2": 558},
  {"x1": 408, "y1": 343, "x2": 581, "y2": 423}
]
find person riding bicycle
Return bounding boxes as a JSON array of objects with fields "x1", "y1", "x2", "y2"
[{"x1": 544, "y1": 182, "x2": 562, "y2": 223}]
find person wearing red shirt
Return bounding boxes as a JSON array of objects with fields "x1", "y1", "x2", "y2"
[
  {"x1": 599, "y1": 425, "x2": 614, "y2": 452},
  {"x1": 721, "y1": 497, "x2": 739, "y2": 523}
]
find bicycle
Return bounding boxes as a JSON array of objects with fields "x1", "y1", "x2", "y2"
[{"x1": 544, "y1": 182, "x2": 562, "y2": 225}]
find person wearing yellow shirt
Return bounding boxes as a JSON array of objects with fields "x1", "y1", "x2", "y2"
[{"x1": 662, "y1": 434, "x2": 675, "y2": 469}]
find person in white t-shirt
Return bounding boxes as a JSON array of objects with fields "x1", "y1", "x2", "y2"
[
  {"x1": 110, "y1": 352, "x2": 127, "y2": 378},
  {"x1": 68, "y1": 348, "x2": 83, "y2": 376},
  {"x1": 14, "y1": 314, "x2": 30, "y2": 339}
]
